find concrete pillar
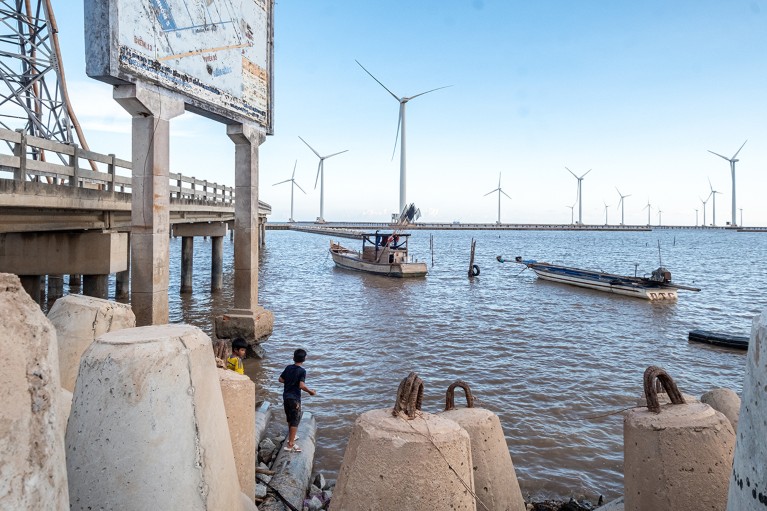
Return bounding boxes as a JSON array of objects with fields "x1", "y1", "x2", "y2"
[
  {"x1": 66, "y1": 324, "x2": 251, "y2": 510},
  {"x1": 114, "y1": 83, "x2": 184, "y2": 326},
  {"x1": 0, "y1": 273, "x2": 69, "y2": 510},
  {"x1": 218, "y1": 369, "x2": 256, "y2": 500},
  {"x1": 48, "y1": 274, "x2": 64, "y2": 301},
  {"x1": 115, "y1": 237, "x2": 130, "y2": 299},
  {"x1": 19, "y1": 275, "x2": 42, "y2": 304},
  {"x1": 181, "y1": 236, "x2": 194, "y2": 293},
  {"x1": 727, "y1": 310, "x2": 767, "y2": 510},
  {"x1": 211, "y1": 236, "x2": 223, "y2": 292},
  {"x1": 69, "y1": 274, "x2": 81, "y2": 288},
  {"x1": 47, "y1": 294, "x2": 135, "y2": 392},
  {"x1": 82, "y1": 275, "x2": 109, "y2": 299}
]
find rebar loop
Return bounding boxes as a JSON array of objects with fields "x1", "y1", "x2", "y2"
[
  {"x1": 643, "y1": 365, "x2": 686, "y2": 414},
  {"x1": 392, "y1": 372, "x2": 424, "y2": 419},
  {"x1": 444, "y1": 380, "x2": 475, "y2": 411}
]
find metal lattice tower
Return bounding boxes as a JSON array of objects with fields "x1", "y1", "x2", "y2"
[{"x1": 0, "y1": 0, "x2": 72, "y2": 159}]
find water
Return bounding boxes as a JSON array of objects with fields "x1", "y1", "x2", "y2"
[{"x1": 167, "y1": 228, "x2": 764, "y2": 500}]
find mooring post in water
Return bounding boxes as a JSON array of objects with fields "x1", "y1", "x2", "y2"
[
  {"x1": 468, "y1": 238, "x2": 479, "y2": 277},
  {"x1": 430, "y1": 234, "x2": 434, "y2": 266}
]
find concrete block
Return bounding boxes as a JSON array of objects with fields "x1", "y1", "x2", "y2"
[
  {"x1": 173, "y1": 222, "x2": 228, "y2": 237},
  {"x1": 701, "y1": 388, "x2": 740, "y2": 432},
  {"x1": 218, "y1": 368, "x2": 257, "y2": 500},
  {"x1": 66, "y1": 324, "x2": 247, "y2": 510},
  {"x1": 0, "y1": 273, "x2": 68, "y2": 510},
  {"x1": 727, "y1": 310, "x2": 767, "y2": 510},
  {"x1": 47, "y1": 294, "x2": 135, "y2": 391},
  {"x1": 215, "y1": 307, "x2": 274, "y2": 344}
]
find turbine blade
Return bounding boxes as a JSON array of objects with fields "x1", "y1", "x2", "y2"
[
  {"x1": 498, "y1": 172, "x2": 502, "y2": 188},
  {"x1": 391, "y1": 107, "x2": 402, "y2": 160},
  {"x1": 732, "y1": 139, "x2": 748, "y2": 159},
  {"x1": 615, "y1": 187, "x2": 622, "y2": 196},
  {"x1": 484, "y1": 188, "x2": 499, "y2": 196},
  {"x1": 565, "y1": 167, "x2": 578, "y2": 179},
  {"x1": 501, "y1": 190, "x2": 512, "y2": 200},
  {"x1": 707, "y1": 149, "x2": 729, "y2": 161},
  {"x1": 272, "y1": 179, "x2": 291, "y2": 186},
  {"x1": 355, "y1": 59, "x2": 401, "y2": 101},
  {"x1": 299, "y1": 136, "x2": 321, "y2": 158},
  {"x1": 408, "y1": 84, "x2": 452, "y2": 101},
  {"x1": 708, "y1": 177, "x2": 713, "y2": 191},
  {"x1": 325, "y1": 149, "x2": 349, "y2": 159},
  {"x1": 295, "y1": 181, "x2": 307, "y2": 194},
  {"x1": 314, "y1": 161, "x2": 321, "y2": 189},
  {"x1": 292, "y1": 160, "x2": 297, "y2": 179},
  {"x1": 581, "y1": 169, "x2": 592, "y2": 178}
]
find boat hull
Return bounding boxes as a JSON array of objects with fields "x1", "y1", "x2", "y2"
[
  {"x1": 330, "y1": 250, "x2": 427, "y2": 278},
  {"x1": 530, "y1": 265, "x2": 678, "y2": 300},
  {"x1": 688, "y1": 330, "x2": 749, "y2": 350}
]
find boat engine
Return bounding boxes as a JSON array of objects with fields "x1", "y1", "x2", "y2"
[{"x1": 651, "y1": 267, "x2": 672, "y2": 283}]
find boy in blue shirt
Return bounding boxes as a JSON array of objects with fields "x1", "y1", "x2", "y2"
[{"x1": 278, "y1": 348, "x2": 316, "y2": 452}]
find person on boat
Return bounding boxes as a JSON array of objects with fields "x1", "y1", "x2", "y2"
[{"x1": 278, "y1": 348, "x2": 316, "y2": 453}]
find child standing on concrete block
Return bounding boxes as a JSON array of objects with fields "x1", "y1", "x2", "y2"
[
  {"x1": 279, "y1": 348, "x2": 316, "y2": 452},
  {"x1": 226, "y1": 338, "x2": 248, "y2": 375}
]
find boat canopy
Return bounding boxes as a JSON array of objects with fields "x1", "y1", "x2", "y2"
[{"x1": 361, "y1": 231, "x2": 410, "y2": 250}]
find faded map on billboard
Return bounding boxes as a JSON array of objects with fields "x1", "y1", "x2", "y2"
[{"x1": 87, "y1": 0, "x2": 272, "y2": 129}]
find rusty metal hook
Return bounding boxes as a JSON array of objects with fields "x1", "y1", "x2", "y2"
[
  {"x1": 643, "y1": 366, "x2": 686, "y2": 414},
  {"x1": 392, "y1": 372, "x2": 424, "y2": 419},
  {"x1": 444, "y1": 380, "x2": 475, "y2": 411}
]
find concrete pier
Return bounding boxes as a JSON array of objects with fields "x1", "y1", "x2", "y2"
[
  {"x1": 181, "y1": 236, "x2": 194, "y2": 293},
  {"x1": 19, "y1": 275, "x2": 43, "y2": 303},
  {"x1": 114, "y1": 83, "x2": 184, "y2": 326},
  {"x1": 173, "y1": 222, "x2": 228, "y2": 294},
  {"x1": 212, "y1": 235, "x2": 223, "y2": 291},
  {"x1": 47, "y1": 274, "x2": 64, "y2": 301},
  {"x1": 82, "y1": 274, "x2": 108, "y2": 299}
]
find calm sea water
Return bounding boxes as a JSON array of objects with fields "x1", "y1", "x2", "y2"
[{"x1": 165, "y1": 228, "x2": 764, "y2": 501}]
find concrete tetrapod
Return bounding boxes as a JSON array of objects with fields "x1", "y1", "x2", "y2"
[
  {"x1": 47, "y1": 294, "x2": 135, "y2": 392},
  {"x1": 66, "y1": 324, "x2": 256, "y2": 511},
  {"x1": 624, "y1": 366, "x2": 735, "y2": 511},
  {"x1": 727, "y1": 309, "x2": 767, "y2": 510},
  {"x1": 438, "y1": 381, "x2": 525, "y2": 511},
  {"x1": 0, "y1": 273, "x2": 69, "y2": 510},
  {"x1": 701, "y1": 388, "x2": 741, "y2": 433},
  {"x1": 331, "y1": 372, "x2": 476, "y2": 511}
]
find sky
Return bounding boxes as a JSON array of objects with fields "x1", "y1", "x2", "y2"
[{"x1": 52, "y1": 1, "x2": 767, "y2": 226}]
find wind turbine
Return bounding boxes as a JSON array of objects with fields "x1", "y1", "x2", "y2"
[
  {"x1": 566, "y1": 204, "x2": 575, "y2": 225},
  {"x1": 657, "y1": 209, "x2": 662, "y2": 226},
  {"x1": 356, "y1": 60, "x2": 451, "y2": 215},
  {"x1": 566, "y1": 167, "x2": 591, "y2": 225},
  {"x1": 642, "y1": 200, "x2": 652, "y2": 227},
  {"x1": 616, "y1": 188, "x2": 631, "y2": 226},
  {"x1": 272, "y1": 160, "x2": 306, "y2": 223},
  {"x1": 603, "y1": 202, "x2": 609, "y2": 225},
  {"x1": 708, "y1": 178, "x2": 721, "y2": 227},
  {"x1": 694, "y1": 208, "x2": 698, "y2": 227},
  {"x1": 483, "y1": 173, "x2": 511, "y2": 224},
  {"x1": 700, "y1": 195, "x2": 710, "y2": 226},
  {"x1": 708, "y1": 140, "x2": 747, "y2": 226},
  {"x1": 298, "y1": 136, "x2": 348, "y2": 223}
]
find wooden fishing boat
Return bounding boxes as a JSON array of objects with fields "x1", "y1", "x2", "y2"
[
  {"x1": 330, "y1": 232, "x2": 427, "y2": 278},
  {"x1": 688, "y1": 330, "x2": 749, "y2": 350},
  {"x1": 497, "y1": 256, "x2": 700, "y2": 300}
]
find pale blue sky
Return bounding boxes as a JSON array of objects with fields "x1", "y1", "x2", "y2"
[{"x1": 56, "y1": 1, "x2": 766, "y2": 225}]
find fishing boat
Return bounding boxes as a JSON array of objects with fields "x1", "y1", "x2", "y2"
[
  {"x1": 688, "y1": 330, "x2": 749, "y2": 350},
  {"x1": 330, "y1": 232, "x2": 427, "y2": 278},
  {"x1": 497, "y1": 256, "x2": 700, "y2": 300}
]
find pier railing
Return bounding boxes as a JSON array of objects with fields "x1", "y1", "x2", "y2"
[{"x1": 0, "y1": 128, "x2": 235, "y2": 204}]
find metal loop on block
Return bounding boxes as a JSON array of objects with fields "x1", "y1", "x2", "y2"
[
  {"x1": 392, "y1": 372, "x2": 424, "y2": 420},
  {"x1": 444, "y1": 380, "x2": 475, "y2": 411},
  {"x1": 643, "y1": 365, "x2": 686, "y2": 413}
]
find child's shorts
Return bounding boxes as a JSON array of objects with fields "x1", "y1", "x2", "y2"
[{"x1": 284, "y1": 398, "x2": 302, "y2": 427}]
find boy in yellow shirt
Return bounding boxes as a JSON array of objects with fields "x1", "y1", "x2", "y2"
[{"x1": 226, "y1": 338, "x2": 248, "y2": 375}]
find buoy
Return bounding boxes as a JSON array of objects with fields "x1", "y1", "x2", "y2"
[
  {"x1": 331, "y1": 373, "x2": 476, "y2": 511},
  {"x1": 624, "y1": 366, "x2": 735, "y2": 511},
  {"x1": 439, "y1": 381, "x2": 525, "y2": 511},
  {"x1": 727, "y1": 309, "x2": 767, "y2": 510}
]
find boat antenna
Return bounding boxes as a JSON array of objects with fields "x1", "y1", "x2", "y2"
[{"x1": 657, "y1": 240, "x2": 663, "y2": 268}]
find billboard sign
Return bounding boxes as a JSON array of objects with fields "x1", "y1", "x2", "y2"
[{"x1": 86, "y1": 0, "x2": 273, "y2": 131}]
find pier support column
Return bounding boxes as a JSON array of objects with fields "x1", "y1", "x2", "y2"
[
  {"x1": 69, "y1": 274, "x2": 81, "y2": 289},
  {"x1": 47, "y1": 275, "x2": 64, "y2": 301},
  {"x1": 20, "y1": 275, "x2": 43, "y2": 304},
  {"x1": 115, "y1": 237, "x2": 130, "y2": 300},
  {"x1": 82, "y1": 275, "x2": 109, "y2": 299},
  {"x1": 211, "y1": 236, "x2": 223, "y2": 292},
  {"x1": 114, "y1": 83, "x2": 184, "y2": 326},
  {"x1": 181, "y1": 236, "x2": 194, "y2": 293}
]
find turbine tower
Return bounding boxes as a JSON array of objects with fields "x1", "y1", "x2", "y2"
[
  {"x1": 272, "y1": 160, "x2": 306, "y2": 222},
  {"x1": 657, "y1": 209, "x2": 662, "y2": 226},
  {"x1": 616, "y1": 188, "x2": 631, "y2": 226},
  {"x1": 708, "y1": 140, "x2": 747, "y2": 226},
  {"x1": 642, "y1": 200, "x2": 652, "y2": 227},
  {"x1": 708, "y1": 178, "x2": 721, "y2": 227},
  {"x1": 298, "y1": 136, "x2": 348, "y2": 223},
  {"x1": 566, "y1": 204, "x2": 575, "y2": 225},
  {"x1": 694, "y1": 208, "x2": 698, "y2": 227},
  {"x1": 603, "y1": 202, "x2": 609, "y2": 225},
  {"x1": 483, "y1": 173, "x2": 511, "y2": 224},
  {"x1": 700, "y1": 195, "x2": 710, "y2": 226},
  {"x1": 356, "y1": 60, "x2": 450, "y2": 215},
  {"x1": 566, "y1": 167, "x2": 591, "y2": 225}
]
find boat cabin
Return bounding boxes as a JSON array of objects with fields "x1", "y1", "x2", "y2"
[{"x1": 360, "y1": 232, "x2": 411, "y2": 264}]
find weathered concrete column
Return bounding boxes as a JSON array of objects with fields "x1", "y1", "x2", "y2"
[
  {"x1": 181, "y1": 236, "x2": 194, "y2": 293},
  {"x1": 69, "y1": 274, "x2": 81, "y2": 288},
  {"x1": 114, "y1": 83, "x2": 185, "y2": 326},
  {"x1": 218, "y1": 369, "x2": 256, "y2": 500},
  {"x1": 115, "y1": 237, "x2": 130, "y2": 299},
  {"x1": 212, "y1": 236, "x2": 223, "y2": 291},
  {"x1": 48, "y1": 274, "x2": 64, "y2": 301},
  {"x1": 0, "y1": 273, "x2": 69, "y2": 510},
  {"x1": 727, "y1": 309, "x2": 767, "y2": 510},
  {"x1": 19, "y1": 275, "x2": 43, "y2": 304},
  {"x1": 82, "y1": 275, "x2": 109, "y2": 299}
]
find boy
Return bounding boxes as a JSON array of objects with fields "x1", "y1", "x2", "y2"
[
  {"x1": 226, "y1": 338, "x2": 248, "y2": 375},
  {"x1": 279, "y1": 348, "x2": 316, "y2": 452}
]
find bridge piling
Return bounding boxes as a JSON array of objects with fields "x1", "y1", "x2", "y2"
[
  {"x1": 47, "y1": 274, "x2": 64, "y2": 301},
  {"x1": 19, "y1": 275, "x2": 42, "y2": 304},
  {"x1": 180, "y1": 236, "x2": 194, "y2": 293},
  {"x1": 212, "y1": 235, "x2": 223, "y2": 292},
  {"x1": 82, "y1": 275, "x2": 108, "y2": 299}
]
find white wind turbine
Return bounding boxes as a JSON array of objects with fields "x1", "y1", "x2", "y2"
[
  {"x1": 657, "y1": 209, "x2": 663, "y2": 226},
  {"x1": 566, "y1": 167, "x2": 591, "y2": 225},
  {"x1": 642, "y1": 200, "x2": 652, "y2": 227},
  {"x1": 603, "y1": 202, "x2": 610, "y2": 225},
  {"x1": 483, "y1": 173, "x2": 511, "y2": 224},
  {"x1": 616, "y1": 187, "x2": 631, "y2": 226},
  {"x1": 566, "y1": 204, "x2": 575, "y2": 225},
  {"x1": 298, "y1": 136, "x2": 348, "y2": 223},
  {"x1": 700, "y1": 195, "x2": 710, "y2": 226},
  {"x1": 272, "y1": 160, "x2": 306, "y2": 223},
  {"x1": 708, "y1": 178, "x2": 722, "y2": 227},
  {"x1": 708, "y1": 140, "x2": 747, "y2": 226},
  {"x1": 694, "y1": 208, "x2": 699, "y2": 227},
  {"x1": 356, "y1": 60, "x2": 451, "y2": 215}
]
